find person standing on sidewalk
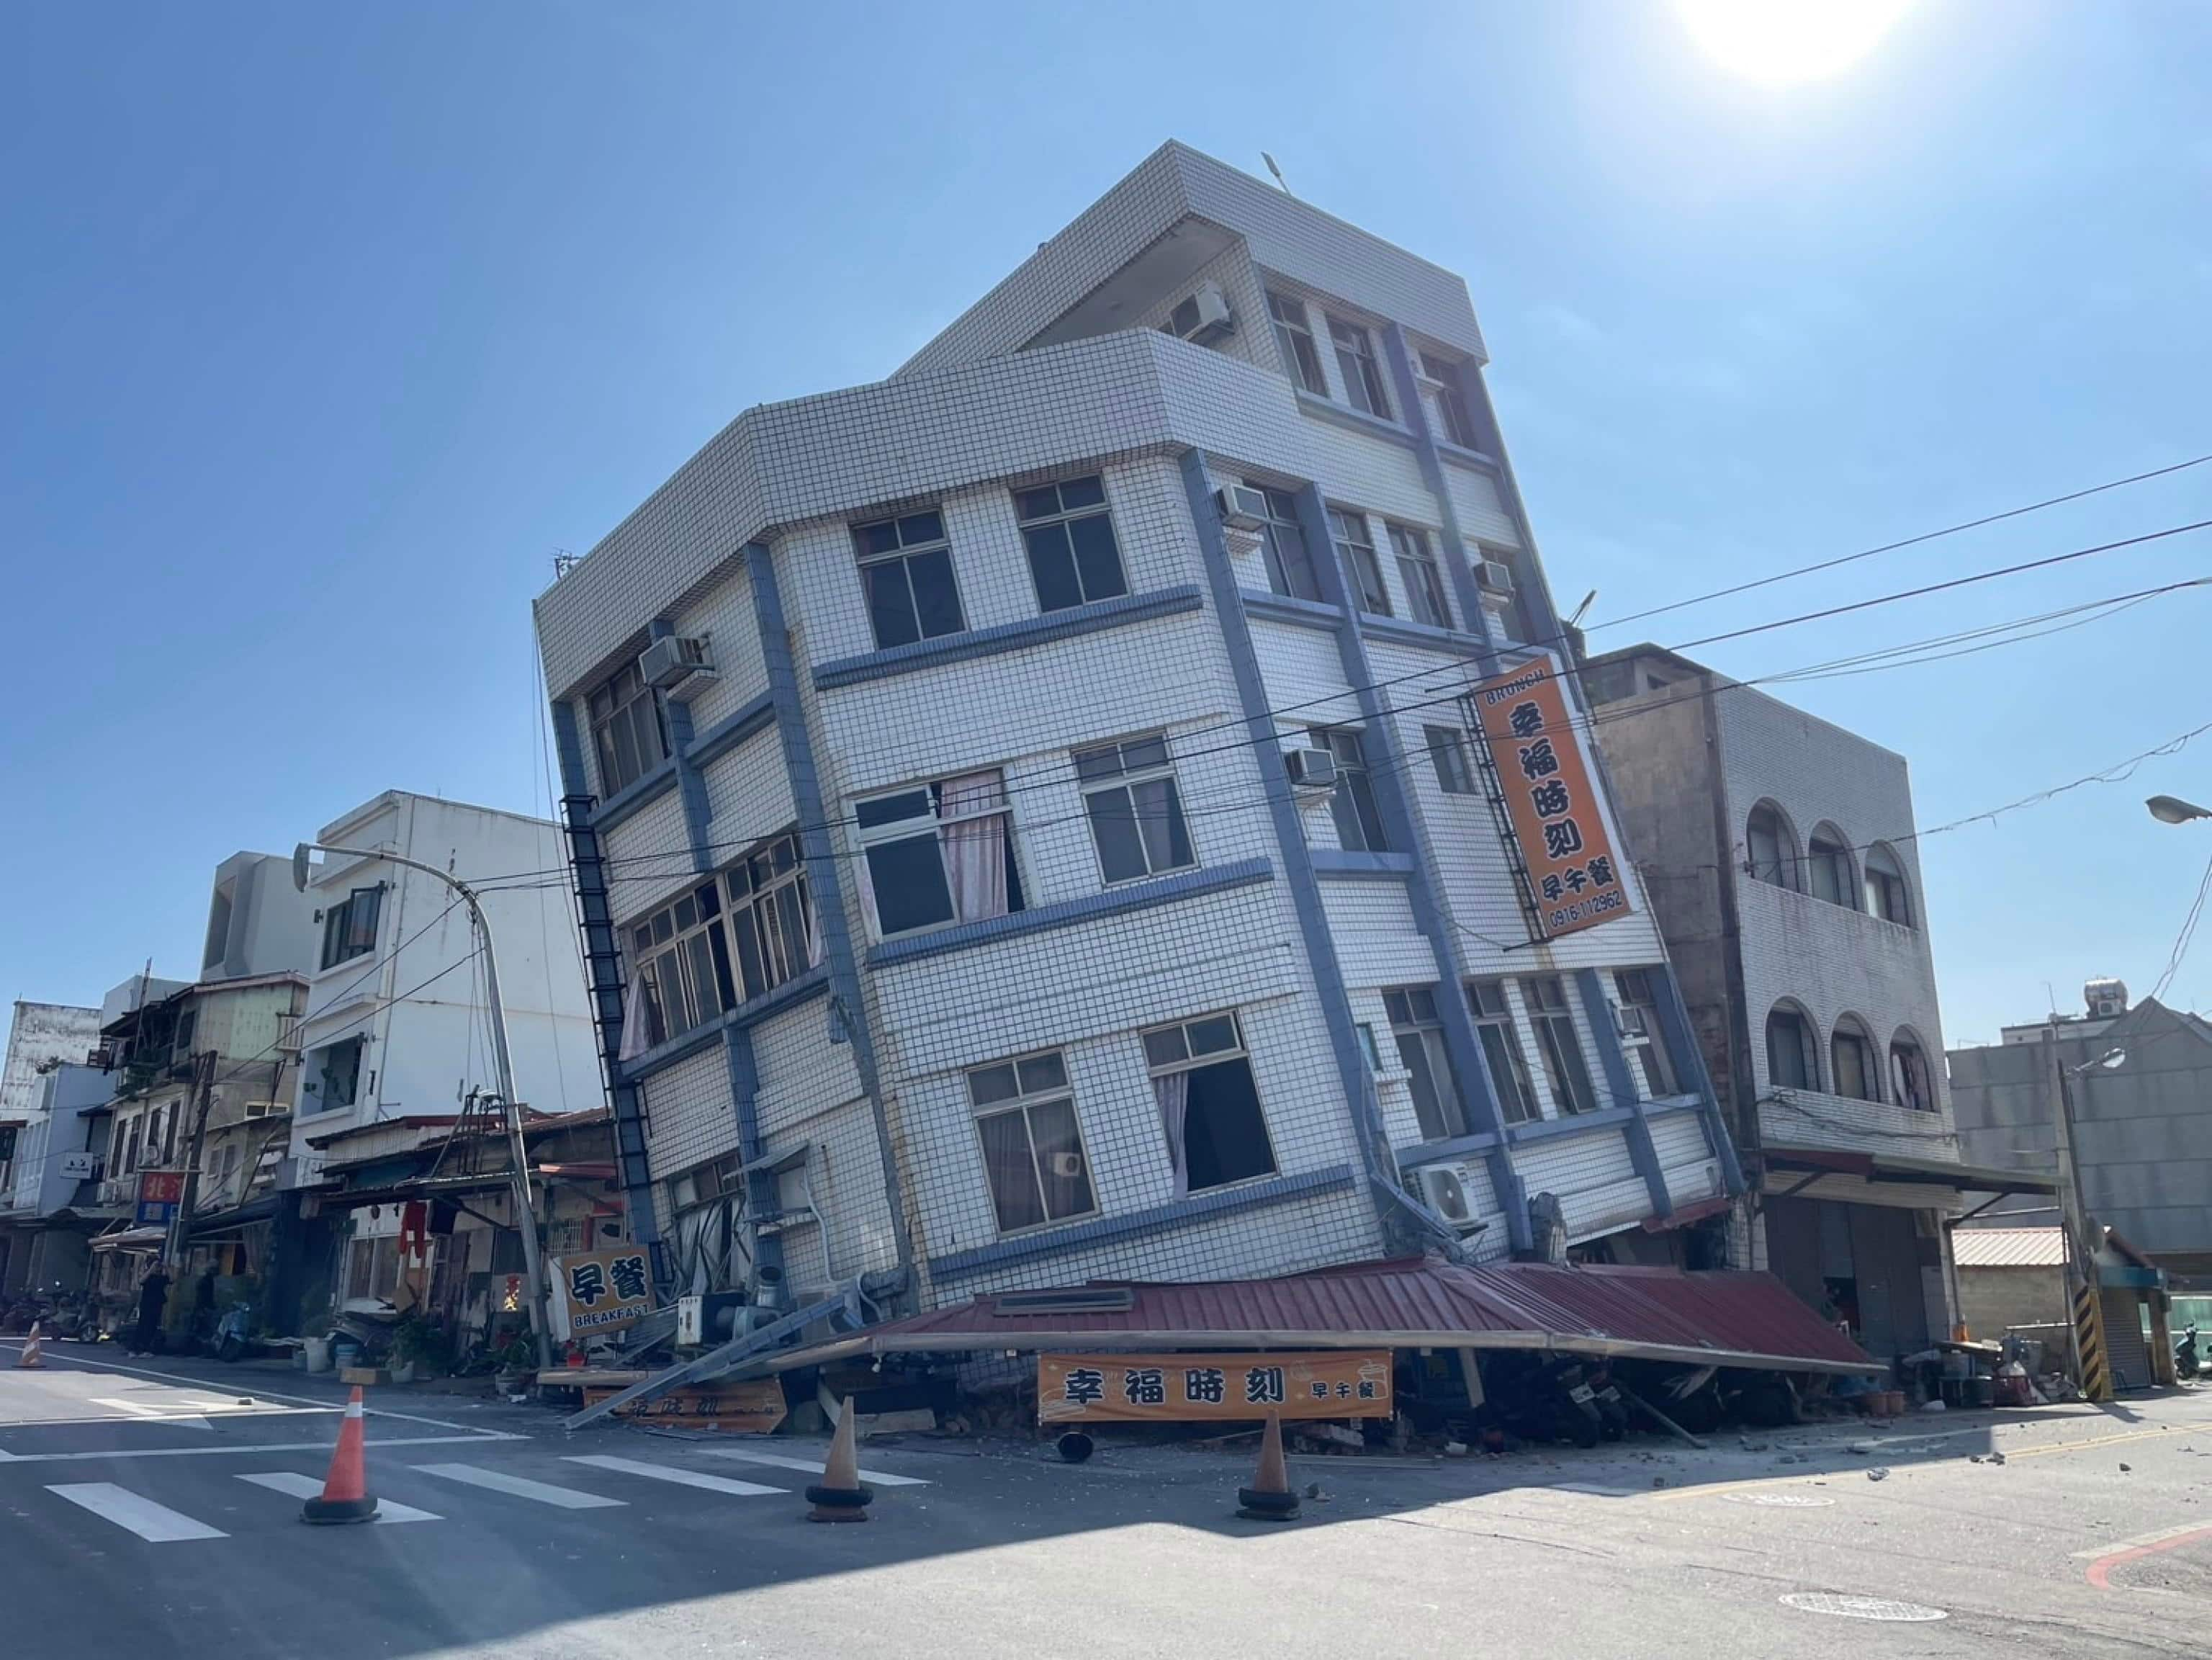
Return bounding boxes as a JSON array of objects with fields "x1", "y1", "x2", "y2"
[{"x1": 130, "y1": 1260, "x2": 172, "y2": 1355}]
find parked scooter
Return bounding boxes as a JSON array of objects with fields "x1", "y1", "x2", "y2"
[{"x1": 2177, "y1": 1324, "x2": 2201, "y2": 1381}]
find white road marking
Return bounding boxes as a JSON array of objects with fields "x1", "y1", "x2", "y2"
[
  {"x1": 90, "y1": 1399, "x2": 213, "y2": 1431},
  {"x1": 235, "y1": 1471, "x2": 441, "y2": 1523},
  {"x1": 2072, "y1": 1520, "x2": 2212, "y2": 1557},
  {"x1": 0, "y1": 1433, "x2": 514, "y2": 1464},
  {"x1": 412, "y1": 1463, "x2": 626, "y2": 1509},
  {"x1": 563, "y1": 1453, "x2": 787, "y2": 1497},
  {"x1": 46, "y1": 1481, "x2": 226, "y2": 1542},
  {"x1": 699, "y1": 1447, "x2": 930, "y2": 1486},
  {"x1": 0, "y1": 1344, "x2": 502, "y2": 1433}
]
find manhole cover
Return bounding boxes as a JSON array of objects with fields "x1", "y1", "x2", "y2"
[
  {"x1": 1780, "y1": 1593, "x2": 1947, "y2": 1622},
  {"x1": 1725, "y1": 1492, "x2": 1835, "y2": 1507}
]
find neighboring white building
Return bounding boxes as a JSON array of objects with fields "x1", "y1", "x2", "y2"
[
  {"x1": 202, "y1": 850, "x2": 323, "y2": 983},
  {"x1": 0, "y1": 1000, "x2": 102, "y2": 1287},
  {"x1": 1584, "y1": 644, "x2": 2047, "y2": 1357},
  {"x1": 533, "y1": 141, "x2": 1743, "y2": 1314},
  {"x1": 284, "y1": 791, "x2": 603, "y2": 1185}
]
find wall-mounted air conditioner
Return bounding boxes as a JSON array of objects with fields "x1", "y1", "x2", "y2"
[
  {"x1": 1283, "y1": 747, "x2": 1337, "y2": 792},
  {"x1": 1166, "y1": 281, "x2": 1235, "y2": 345},
  {"x1": 1214, "y1": 485, "x2": 1269, "y2": 532},
  {"x1": 639, "y1": 634, "x2": 715, "y2": 690},
  {"x1": 1476, "y1": 559, "x2": 1516, "y2": 593},
  {"x1": 1418, "y1": 1164, "x2": 1473, "y2": 1224}
]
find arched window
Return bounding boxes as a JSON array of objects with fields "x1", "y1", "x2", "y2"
[
  {"x1": 1865, "y1": 843, "x2": 1913, "y2": 926},
  {"x1": 1746, "y1": 802, "x2": 1800, "y2": 890},
  {"x1": 1830, "y1": 1015, "x2": 1880, "y2": 1101},
  {"x1": 1807, "y1": 824, "x2": 1858, "y2": 907},
  {"x1": 1764, "y1": 1002, "x2": 1820, "y2": 1091},
  {"x1": 1891, "y1": 1031, "x2": 1934, "y2": 1113}
]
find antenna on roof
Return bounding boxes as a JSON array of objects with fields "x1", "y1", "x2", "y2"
[
  {"x1": 552, "y1": 548, "x2": 580, "y2": 580},
  {"x1": 1262, "y1": 152, "x2": 1293, "y2": 197}
]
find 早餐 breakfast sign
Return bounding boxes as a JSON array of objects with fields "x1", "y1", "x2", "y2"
[{"x1": 1470, "y1": 660, "x2": 1633, "y2": 939}]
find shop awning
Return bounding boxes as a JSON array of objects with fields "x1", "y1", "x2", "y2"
[
  {"x1": 89, "y1": 1226, "x2": 167, "y2": 1253},
  {"x1": 1763, "y1": 1145, "x2": 2059, "y2": 1195},
  {"x1": 753, "y1": 1256, "x2": 1883, "y2": 1377}
]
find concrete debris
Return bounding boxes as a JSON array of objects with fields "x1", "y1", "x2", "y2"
[
  {"x1": 2120, "y1": 1462, "x2": 2132, "y2": 1472},
  {"x1": 1987, "y1": 1451, "x2": 2005, "y2": 1466},
  {"x1": 1303, "y1": 1482, "x2": 1328, "y2": 1501},
  {"x1": 1443, "y1": 1441, "x2": 1468, "y2": 1458},
  {"x1": 1652, "y1": 1476, "x2": 1666, "y2": 1488},
  {"x1": 1867, "y1": 1468, "x2": 1890, "y2": 1481},
  {"x1": 1846, "y1": 1442, "x2": 1874, "y2": 1455}
]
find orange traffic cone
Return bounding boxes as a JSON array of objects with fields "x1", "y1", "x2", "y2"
[
  {"x1": 1237, "y1": 1414, "x2": 1300, "y2": 1521},
  {"x1": 804, "y1": 1396, "x2": 873, "y2": 1522},
  {"x1": 16, "y1": 1322, "x2": 43, "y2": 1369},
  {"x1": 300, "y1": 1386, "x2": 379, "y2": 1525}
]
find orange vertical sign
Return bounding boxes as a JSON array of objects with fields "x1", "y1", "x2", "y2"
[{"x1": 1470, "y1": 659, "x2": 1632, "y2": 939}]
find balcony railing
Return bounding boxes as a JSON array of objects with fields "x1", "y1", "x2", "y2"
[{"x1": 1758, "y1": 1087, "x2": 1959, "y2": 1161}]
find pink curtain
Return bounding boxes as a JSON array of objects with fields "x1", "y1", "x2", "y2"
[
  {"x1": 1154, "y1": 1071, "x2": 1190, "y2": 1198},
  {"x1": 940, "y1": 771, "x2": 1009, "y2": 924}
]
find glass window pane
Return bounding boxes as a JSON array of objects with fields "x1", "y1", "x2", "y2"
[
  {"x1": 686, "y1": 933, "x2": 722, "y2": 1020},
  {"x1": 1479, "y1": 1024, "x2": 1532, "y2": 1122},
  {"x1": 1024, "y1": 523, "x2": 1084, "y2": 612},
  {"x1": 732, "y1": 908, "x2": 766, "y2": 1001},
  {"x1": 1132, "y1": 776, "x2": 1192, "y2": 872},
  {"x1": 866, "y1": 835, "x2": 955, "y2": 934},
  {"x1": 976, "y1": 1110, "x2": 1046, "y2": 1232},
  {"x1": 1182, "y1": 1056, "x2": 1275, "y2": 1189},
  {"x1": 1058, "y1": 476, "x2": 1105, "y2": 509},
  {"x1": 907, "y1": 547, "x2": 965, "y2": 637},
  {"x1": 897, "y1": 511, "x2": 943, "y2": 544},
  {"x1": 1120, "y1": 735, "x2": 1169, "y2": 772},
  {"x1": 1017, "y1": 1052, "x2": 1067, "y2": 1093},
  {"x1": 1068, "y1": 513, "x2": 1127, "y2": 601},
  {"x1": 967, "y1": 1064, "x2": 1020, "y2": 1106},
  {"x1": 1143, "y1": 1029, "x2": 1187, "y2": 1069},
  {"x1": 1073, "y1": 743, "x2": 1124, "y2": 783},
  {"x1": 864, "y1": 560, "x2": 920, "y2": 649},
  {"x1": 1085, "y1": 787, "x2": 1151, "y2": 884},
  {"x1": 1015, "y1": 486, "x2": 1060, "y2": 521},
  {"x1": 855, "y1": 789, "x2": 932, "y2": 831},
  {"x1": 1026, "y1": 1100, "x2": 1094, "y2": 1221},
  {"x1": 1397, "y1": 1032, "x2": 1452, "y2": 1141},
  {"x1": 859, "y1": 521, "x2": 900, "y2": 555},
  {"x1": 1186, "y1": 1015, "x2": 1238, "y2": 1055}
]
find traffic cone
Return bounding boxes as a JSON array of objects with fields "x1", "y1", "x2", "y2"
[
  {"x1": 1236, "y1": 1414, "x2": 1300, "y2": 1521},
  {"x1": 16, "y1": 1322, "x2": 42, "y2": 1369},
  {"x1": 300, "y1": 1386, "x2": 379, "y2": 1525},
  {"x1": 804, "y1": 1396, "x2": 874, "y2": 1522}
]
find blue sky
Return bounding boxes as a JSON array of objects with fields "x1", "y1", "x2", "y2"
[{"x1": 3, "y1": 2, "x2": 2206, "y2": 1043}]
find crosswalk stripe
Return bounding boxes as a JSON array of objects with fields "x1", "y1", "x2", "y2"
[
  {"x1": 90, "y1": 1399, "x2": 213, "y2": 1431},
  {"x1": 562, "y1": 1454, "x2": 787, "y2": 1497},
  {"x1": 234, "y1": 1471, "x2": 442, "y2": 1523},
  {"x1": 47, "y1": 1482, "x2": 226, "y2": 1542},
  {"x1": 410, "y1": 1463, "x2": 626, "y2": 1509},
  {"x1": 699, "y1": 1447, "x2": 930, "y2": 1486}
]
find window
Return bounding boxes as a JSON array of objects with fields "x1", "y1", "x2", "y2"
[
  {"x1": 723, "y1": 831, "x2": 814, "y2": 1002},
  {"x1": 1310, "y1": 726, "x2": 1389, "y2": 853},
  {"x1": 1329, "y1": 508, "x2": 1390, "y2": 614},
  {"x1": 1327, "y1": 313, "x2": 1392, "y2": 418},
  {"x1": 1614, "y1": 969, "x2": 1678, "y2": 1098},
  {"x1": 1142, "y1": 1011, "x2": 1275, "y2": 1194},
  {"x1": 669, "y1": 1150, "x2": 743, "y2": 1213},
  {"x1": 318, "y1": 1037, "x2": 364, "y2": 1113},
  {"x1": 968, "y1": 1050, "x2": 1096, "y2": 1234},
  {"x1": 628, "y1": 880, "x2": 737, "y2": 1048},
  {"x1": 588, "y1": 660, "x2": 670, "y2": 797},
  {"x1": 320, "y1": 884, "x2": 382, "y2": 970},
  {"x1": 1474, "y1": 542, "x2": 1534, "y2": 643},
  {"x1": 854, "y1": 508, "x2": 964, "y2": 650},
  {"x1": 1424, "y1": 725, "x2": 1477, "y2": 796},
  {"x1": 1865, "y1": 843, "x2": 1913, "y2": 925},
  {"x1": 1765, "y1": 1004, "x2": 1819, "y2": 1091},
  {"x1": 1248, "y1": 483, "x2": 1321, "y2": 601},
  {"x1": 1745, "y1": 803, "x2": 1799, "y2": 890},
  {"x1": 1388, "y1": 524, "x2": 1451, "y2": 629},
  {"x1": 1074, "y1": 734, "x2": 1194, "y2": 884},
  {"x1": 1467, "y1": 980, "x2": 1538, "y2": 1124},
  {"x1": 1385, "y1": 987, "x2": 1465, "y2": 1141},
  {"x1": 1015, "y1": 476, "x2": 1126, "y2": 613},
  {"x1": 1890, "y1": 1033, "x2": 1933, "y2": 1113},
  {"x1": 345, "y1": 1234, "x2": 403, "y2": 1304},
  {"x1": 1354, "y1": 1022, "x2": 1384, "y2": 1072},
  {"x1": 854, "y1": 770, "x2": 1025, "y2": 938},
  {"x1": 1267, "y1": 290, "x2": 1327, "y2": 395},
  {"x1": 1416, "y1": 351, "x2": 1477, "y2": 448},
  {"x1": 1522, "y1": 975, "x2": 1597, "y2": 1115},
  {"x1": 1807, "y1": 826, "x2": 1856, "y2": 907},
  {"x1": 1831, "y1": 1018, "x2": 1879, "y2": 1102}
]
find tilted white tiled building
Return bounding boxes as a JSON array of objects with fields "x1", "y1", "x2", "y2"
[{"x1": 534, "y1": 142, "x2": 1743, "y2": 1314}]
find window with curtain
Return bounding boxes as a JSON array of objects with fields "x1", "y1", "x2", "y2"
[
  {"x1": 1246, "y1": 482, "x2": 1321, "y2": 601},
  {"x1": 1266, "y1": 290, "x2": 1327, "y2": 395},
  {"x1": 1074, "y1": 734, "x2": 1194, "y2": 884},
  {"x1": 1388, "y1": 523, "x2": 1452, "y2": 629},
  {"x1": 1326, "y1": 313, "x2": 1392, "y2": 417},
  {"x1": 1831, "y1": 1018, "x2": 1879, "y2": 1101},
  {"x1": 1310, "y1": 726, "x2": 1389, "y2": 852},
  {"x1": 853, "y1": 508, "x2": 965, "y2": 649},
  {"x1": 1521, "y1": 974, "x2": 1597, "y2": 1115},
  {"x1": 1807, "y1": 826, "x2": 1856, "y2": 907},
  {"x1": 1329, "y1": 507, "x2": 1390, "y2": 614},
  {"x1": 1613, "y1": 968, "x2": 1678, "y2": 1097},
  {"x1": 854, "y1": 771, "x2": 1024, "y2": 938},
  {"x1": 1890, "y1": 1034, "x2": 1933, "y2": 1112},
  {"x1": 1015, "y1": 476, "x2": 1126, "y2": 613},
  {"x1": 722, "y1": 830, "x2": 815, "y2": 1002},
  {"x1": 588, "y1": 660, "x2": 670, "y2": 797},
  {"x1": 1142, "y1": 1012, "x2": 1274, "y2": 1195},
  {"x1": 1865, "y1": 843, "x2": 1914, "y2": 925},
  {"x1": 1765, "y1": 1005, "x2": 1819, "y2": 1090},
  {"x1": 968, "y1": 1051, "x2": 1095, "y2": 1234},
  {"x1": 1746, "y1": 803, "x2": 1799, "y2": 889},
  {"x1": 627, "y1": 879, "x2": 738, "y2": 1049},
  {"x1": 1466, "y1": 980, "x2": 1538, "y2": 1124},
  {"x1": 1416, "y1": 351, "x2": 1478, "y2": 447},
  {"x1": 1385, "y1": 986, "x2": 1464, "y2": 1141}
]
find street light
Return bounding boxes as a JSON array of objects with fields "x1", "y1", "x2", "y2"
[
  {"x1": 2147, "y1": 795, "x2": 2212, "y2": 825},
  {"x1": 294, "y1": 840, "x2": 556, "y2": 1373}
]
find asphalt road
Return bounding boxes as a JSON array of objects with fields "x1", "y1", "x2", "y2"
[{"x1": 6, "y1": 1337, "x2": 2212, "y2": 1657}]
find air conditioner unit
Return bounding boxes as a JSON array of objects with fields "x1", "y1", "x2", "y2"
[
  {"x1": 638, "y1": 634, "x2": 715, "y2": 690},
  {"x1": 1476, "y1": 559, "x2": 1516, "y2": 593},
  {"x1": 1214, "y1": 485, "x2": 1269, "y2": 532},
  {"x1": 1166, "y1": 281, "x2": 1235, "y2": 345},
  {"x1": 1283, "y1": 746, "x2": 1337, "y2": 791},
  {"x1": 1418, "y1": 1164, "x2": 1473, "y2": 1224},
  {"x1": 1047, "y1": 1151, "x2": 1084, "y2": 1180}
]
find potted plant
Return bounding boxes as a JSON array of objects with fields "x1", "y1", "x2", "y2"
[
  {"x1": 490, "y1": 1329, "x2": 536, "y2": 1397},
  {"x1": 390, "y1": 1311, "x2": 453, "y2": 1385}
]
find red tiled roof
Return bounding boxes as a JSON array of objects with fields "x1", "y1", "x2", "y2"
[{"x1": 786, "y1": 1256, "x2": 1878, "y2": 1376}]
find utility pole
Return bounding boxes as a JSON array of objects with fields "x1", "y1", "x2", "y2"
[
  {"x1": 2046, "y1": 1020, "x2": 2112, "y2": 1402},
  {"x1": 165, "y1": 1050, "x2": 217, "y2": 1273},
  {"x1": 295, "y1": 843, "x2": 556, "y2": 1373}
]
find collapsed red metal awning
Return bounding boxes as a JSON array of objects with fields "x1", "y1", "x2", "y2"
[{"x1": 752, "y1": 1256, "x2": 1881, "y2": 1377}]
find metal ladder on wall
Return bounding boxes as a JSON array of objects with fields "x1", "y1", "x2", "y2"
[
  {"x1": 560, "y1": 793, "x2": 670, "y2": 1293},
  {"x1": 1462, "y1": 695, "x2": 1546, "y2": 943}
]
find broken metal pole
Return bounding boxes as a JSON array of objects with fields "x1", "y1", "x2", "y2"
[{"x1": 561, "y1": 1287, "x2": 861, "y2": 1431}]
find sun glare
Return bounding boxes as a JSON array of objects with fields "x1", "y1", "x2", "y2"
[{"x1": 1676, "y1": 0, "x2": 1913, "y2": 85}]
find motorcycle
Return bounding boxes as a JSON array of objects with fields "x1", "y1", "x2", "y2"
[{"x1": 2177, "y1": 1324, "x2": 2201, "y2": 1381}]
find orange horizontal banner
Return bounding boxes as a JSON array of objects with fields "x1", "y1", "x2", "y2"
[{"x1": 1037, "y1": 1350, "x2": 1393, "y2": 1422}]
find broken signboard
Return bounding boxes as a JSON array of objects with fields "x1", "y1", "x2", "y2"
[
  {"x1": 1037, "y1": 1350, "x2": 1393, "y2": 1422},
  {"x1": 578, "y1": 1376, "x2": 789, "y2": 1432}
]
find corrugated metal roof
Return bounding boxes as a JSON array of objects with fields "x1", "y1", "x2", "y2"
[
  {"x1": 1952, "y1": 1228, "x2": 2067, "y2": 1268},
  {"x1": 778, "y1": 1256, "x2": 1879, "y2": 1376}
]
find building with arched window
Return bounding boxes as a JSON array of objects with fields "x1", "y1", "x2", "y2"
[{"x1": 1585, "y1": 645, "x2": 2054, "y2": 1358}]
